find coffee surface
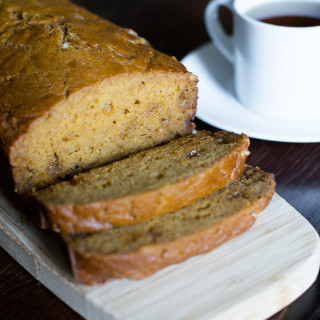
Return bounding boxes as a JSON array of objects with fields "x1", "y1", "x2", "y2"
[{"x1": 260, "y1": 15, "x2": 320, "y2": 27}]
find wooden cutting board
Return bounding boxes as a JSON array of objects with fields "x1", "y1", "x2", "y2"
[{"x1": 0, "y1": 191, "x2": 319, "y2": 320}]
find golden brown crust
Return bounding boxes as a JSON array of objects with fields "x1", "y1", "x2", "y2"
[
  {"x1": 68, "y1": 181, "x2": 275, "y2": 285},
  {"x1": 0, "y1": 0, "x2": 188, "y2": 152},
  {"x1": 1, "y1": 0, "x2": 198, "y2": 195},
  {"x1": 32, "y1": 132, "x2": 250, "y2": 233}
]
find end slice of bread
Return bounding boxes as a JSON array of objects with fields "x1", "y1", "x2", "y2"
[
  {"x1": 30, "y1": 131, "x2": 250, "y2": 233},
  {"x1": 63, "y1": 165, "x2": 275, "y2": 285}
]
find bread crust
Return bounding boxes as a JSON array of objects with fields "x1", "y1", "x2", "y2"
[
  {"x1": 67, "y1": 179, "x2": 275, "y2": 285},
  {"x1": 33, "y1": 132, "x2": 250, "y2": 233},
  {"x1": 0, "y1": 0, "x2": 198, "y2": 193},
  {"x1": 0, "y1": 0, "x2": 189, "y2": 150}
]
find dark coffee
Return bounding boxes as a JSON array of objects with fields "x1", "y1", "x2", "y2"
[
  {"x1": 260, "y1": 15, "x2": 320, "y2": 27},
  {"x1": 247, "y1": 1, "x2": 320, "y2": 28}
]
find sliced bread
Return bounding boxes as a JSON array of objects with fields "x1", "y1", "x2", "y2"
[
  {"x1": 0, "y1": 0, "x2": 197, "y2": 194},
  {"x1": 63, "y1": 165, "x2": 275, "y2": 285},
  {"x1": 30, "y1": 131, "x2": 250, "y2": 233}
]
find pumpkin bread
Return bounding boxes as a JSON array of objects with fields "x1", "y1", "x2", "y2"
[
  {"x1": 0, "y1": 0, "x2": 197, "y2": 193},
  {"x1": 63, "y1": 165, "x2": 275, "y2": 285},
  {"x1": 30, "y1": 131, "x2": 250, "y2": 233}
]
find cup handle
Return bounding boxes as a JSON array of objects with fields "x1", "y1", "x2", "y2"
[{"x1": 205, "y1": 0, "x2": 234, "y2": 64}]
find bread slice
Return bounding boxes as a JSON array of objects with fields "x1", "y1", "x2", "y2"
[
  {"x1": 0, "y1": 0, "x2": 197, "y2": 194},
  {"x1": 63, "y1": 165, "x2": 275, "y2": 285},
  {"x1": 30, "y1": 131, "x2": 250, "y2": 233}
]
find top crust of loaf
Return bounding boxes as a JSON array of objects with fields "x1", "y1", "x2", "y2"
[{"x1": 0, "y1": 0, "x2": 192, "y2": 153}]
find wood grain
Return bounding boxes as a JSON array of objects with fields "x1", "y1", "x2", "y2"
[
  {"x1": 1, "y1": 189, "x2": 319, "y2": 320},
  {"x1": 1, "y1": 0, "x2": 320, "y2": 319}
]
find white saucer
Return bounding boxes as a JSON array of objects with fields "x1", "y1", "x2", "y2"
[{"x1": 181, "y1": 43, "x2": 320, "y2": 143}]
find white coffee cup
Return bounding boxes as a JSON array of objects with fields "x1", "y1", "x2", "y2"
[{"x1": 205, "y1": 0, "x2": 320, "y2": 121}]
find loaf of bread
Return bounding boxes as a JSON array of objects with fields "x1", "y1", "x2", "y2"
[
  {"x1": 0, "y1": 1, "x2": 276, "y2": 289},
  {"x1": 0, "y1": 0, "x2": 197, "y2": 194},
  {"x1": 30, "y1": 131, "x2": 250, "y2": 233},
  {"x1": 63, "y1": 166, "x2": 275, "y2": 285}
]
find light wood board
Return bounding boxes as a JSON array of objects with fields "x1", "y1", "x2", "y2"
[{"x1": 0, "y1": 192, "x2": 319, "y2": 320}]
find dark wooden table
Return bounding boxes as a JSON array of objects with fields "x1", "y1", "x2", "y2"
[{"x1": 1, "y1": 0, "x2": 319, "y2": 319}]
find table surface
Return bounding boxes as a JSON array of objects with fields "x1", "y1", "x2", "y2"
[{"x1": 1, "y1": 1, "x2": 319, "y2": 319}]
